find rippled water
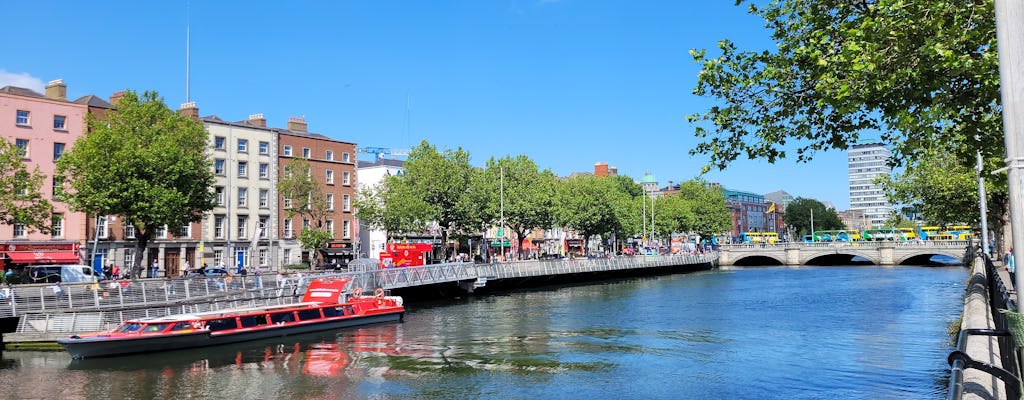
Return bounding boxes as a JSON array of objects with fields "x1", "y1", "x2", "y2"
[{"x1": 0, "y1": 266, "x2": 966, "y2": 399}]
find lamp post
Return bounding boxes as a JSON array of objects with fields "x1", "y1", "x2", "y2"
[
  {"x1": 976, "y1": 150, "x2": 990, "y2": 256},
  {"x1": 90, "y1": 214, "x2": 102, "y2": 275}
]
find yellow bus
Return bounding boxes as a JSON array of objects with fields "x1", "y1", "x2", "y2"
[{"x1": 741, "y1": 232, "x2": 779, "y2": 244}]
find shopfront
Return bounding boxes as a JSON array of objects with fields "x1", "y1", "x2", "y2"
[
  {"x1": 1, "y1": 242, "x2": 83, "y2": 283},
  {"x1": 323, "y1": 242, "x2": 354, "y2": 268}
]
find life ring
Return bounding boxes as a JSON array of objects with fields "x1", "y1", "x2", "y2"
[
  {"x1": 352, "y1": 287, "x2": 363, "y2": 298},
  {"x1": 374, "y1": 288, "x2": 385, "y2": 298}
]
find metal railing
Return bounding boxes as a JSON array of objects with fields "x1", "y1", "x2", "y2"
[
  {"x1": 947, "y1": 248, "x2": 1021, "y2": 400},
  {"x1": 4, "y1": 254, "x2": 717, "y2": 337},
  {"x1": 719, "y1": 240, "x2": 971, "y2": 250}
]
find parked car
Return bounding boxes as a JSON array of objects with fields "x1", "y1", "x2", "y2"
[{"x1": 187, "y1": 268, "x2": 229, "y2": 278}]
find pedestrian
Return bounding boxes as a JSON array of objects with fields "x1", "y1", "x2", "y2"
[
  {"x1": 112, "y1": 264, "x2": 120, "y2": 279},
  {"x1": 1008, "y1": 248, "x2": 1016, "y2": 281},
  {"x1": 183, "y1": 259, "x2": 191, "y2": 275},
  {"x1": 151, "y1": 259, "x2": 159, "y2": 278}
]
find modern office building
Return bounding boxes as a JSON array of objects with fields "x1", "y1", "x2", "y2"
[{"x1": 848, "y1": 141, "x2": 892, "y2": 228}]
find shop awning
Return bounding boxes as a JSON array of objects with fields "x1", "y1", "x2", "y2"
[{"x1": 6, "y1": 251, "x2": 80, "y2": 264}]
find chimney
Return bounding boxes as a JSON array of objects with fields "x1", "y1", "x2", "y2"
[
  {"x1": 109, "y1": 91, "x2": 126, "y2": 106},
  {"x1": 248, "y1": 113, "x2": 266, "y2": 127},
  {"x1": 45, "y1": 79, "x2": 67, "y2": 101},
  {"x1": 178, "y1": 101, "x2": 199, "y2": 120},
  {"x1": 609, "y1": 166, "x2": 618, "y2": 176},
  {"x1": 668, "y1": 180, "x2": 674, "y2": 190},
  {"x1": 287, "y1": 116, "x2": 307, "y2": 132},
  {"x1": 594, "y1": 162, "x2": 609, "y2": 177}
]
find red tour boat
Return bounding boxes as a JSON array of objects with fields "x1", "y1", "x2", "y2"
[{"x1": 58, "y1": 277, "x2": 404, "y2": 359}]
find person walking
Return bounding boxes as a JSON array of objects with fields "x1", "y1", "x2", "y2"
[
  {"x1": 1008, "y1": 248, "x2": 1016, "y2": 282},
  {"x1": 151, "y1": 259, "x2": 159, "y2": 278}
]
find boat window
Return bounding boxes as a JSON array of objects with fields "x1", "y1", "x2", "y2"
[
  {"x1": 345, "y1": 306, "x2": 355, "y2": 315},
  {"x1": 270, "y1": 312, "x2": 294, "y2": 324},
  {"x1": 117, "y1": 323, "x2": 143, "y2": 332},
  {"x1": 142, "y1": 323, "x2": 169, "y2": 333},
  {"x1": 239, "y1": 315, "x2": 269, "y2": 328},
  {"x1": 322, "y1": 307, "x2": 343, "y2": 317},
  {"x1": 297, "y1": 309, "x2": 322, "y2": 321},
  {"x1": 206, "y1": 318, "x2": 238, "y2": 332},
  {"x1": 169, "y1": 321, "x2": 197, "y2": 331}
]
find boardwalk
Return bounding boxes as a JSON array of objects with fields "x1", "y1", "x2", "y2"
[{"x1": 2, "y1": 254, "x2": 716, "y2": 342}]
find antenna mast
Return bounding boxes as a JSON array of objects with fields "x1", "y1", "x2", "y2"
[{"x1": 186, "y1": 0, "x2": 191, "y2": 102}]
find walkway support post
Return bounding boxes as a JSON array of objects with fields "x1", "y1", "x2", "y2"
[{"x1": 977, "y1": 151, "x2": 990, "y2": 256}]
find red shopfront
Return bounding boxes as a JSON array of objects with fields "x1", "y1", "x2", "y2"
[
  {"x1": 0, "y1": 242, "x2": 82, "y2": 271},
  {"x1": 379, "y1": 243, "x2": 432, "y2": 269}
]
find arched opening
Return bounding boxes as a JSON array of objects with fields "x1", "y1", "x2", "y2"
[
  {"x1": 899, "y1": 254, "x2": 963, "y2": 266},
  {"x1": 732, "y1": 255, "x2": 784, "y2": 266},
  {"x1": 804, "y1": 254, "x2": 874, "y2": 266}
]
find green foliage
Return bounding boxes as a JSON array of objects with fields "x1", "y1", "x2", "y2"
[
  {"x1": 480, "y1": 155, "x2": 558, "y2": 255},
  {"x1": 354, "y1": 175, "x2": 431, "y2": 236},
  {"x1": 0, "y1": 138, "x2": 52, "y2": 233},
  {"x1": 675, "y1": 180, "x2": 732, "y2": 238},
  {"x1": 297, "y1": 228, "x2": 333, "y2": 268},
  {"x1": 689, "y1": 0, "x2": 1001, "y2": 172},
  {"x1": 278, "y1": 158, "x2": 333, "y2": 267},
  {"x1": 57, "y1": 90, "x2": 216, "y2": 277},
  {"x1": 783, "y1": 197, "x2": 843, "y2": 236},
  {"x1": 554, "y1": 175, "x2": 624, "y2": 251}
]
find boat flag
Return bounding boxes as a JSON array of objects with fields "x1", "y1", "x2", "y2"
[{"x1": 766, "y1": 203, "x2": 776, "y2": 214}]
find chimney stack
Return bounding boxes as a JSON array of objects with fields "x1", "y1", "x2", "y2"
[
  {"x1": 178, "y1": 101, "x2": 199, "y2": 120},
  {"x1": 45, "y1": 79, "x2": 67, "y2": 101},
  {"x1": 109, "y1": 91, "x2": 126, "y2": 106},
  {"x1": 594, "y1": 162, "x2": 609, "y2": 177},
  {"x1": 609, "y1": 166, "x2": 618, "y2": 176},
  {"x1": 287, "y1": 116, "x2": 307, "y2": 132},
  {"x1": 248, "y1": 113, "x2": 267, "y2": 127}
]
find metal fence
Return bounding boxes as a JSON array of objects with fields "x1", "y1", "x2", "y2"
[{"x1": 5, "y1": 254, "x2": 717, "y2": 338}]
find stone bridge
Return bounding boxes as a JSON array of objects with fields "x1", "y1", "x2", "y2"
[{"x1": 718, "y1": 241, "x2": 972, "y2": 266}]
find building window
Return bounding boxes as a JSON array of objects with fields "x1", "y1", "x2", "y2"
[
  {"x1": 237, "y1": 216, "x2": 248, "y2": 239},
  {"x1": 342, "y1": 171, "x2": 351, "y2": 186},
  {"x1": 214, "y1": 215, "x2": 225, "y2": 239},
  {"x1": 15, "y1": 139, "x2": 29, "y2": 158},
  {"x1": 302, "y1": 219, "x2": 310, "y2": 230},
  {"x1": 283, "y1": 219, "x2": 293, "y2": 238},
  {"x1": 237, "y1": 139, "x2": 248, "y2": 152},
  {"x1": 214, "y1": 250, "x2": 224, "y2": 267},
  {"x1": 326, "y1": 220, "x2": 334, "y2": 235},
  {"x1": 342, "y1": 152, "x2": 350, "y2": 163},
  {"x1": 259, "y1": 189, "x2": 269, "y2": 208},
  {"x1": 283, "y1": 145, "x2": 292, "y2": 156},
  {"x1": 53, "y1": 115, "x2": 66, "y2": 130},
  {"x1": 124, "y1": 249, "x2": 135, "y2": 270},
  {"x1": 302, "y1": 148, "x2": 311, "y2": 158},
  {"x1": 283, "y1": 196, "x2": 292, "y2": 209},
  {"x1": 16, "y1": 110, "x2": 29, "y2": 126},
  {"x1": 52, "y1": 175, "x2": 64, "y2": 200},
  {"x1": 13, "y1": 223, "x2": 25, "y2": 238},
  {"x1": 259, "y1": 163, "x2": 269, "y2": 179},
  {"x1": 51, "y1": 213, "x2": 64, "y2": 238},
  {"x1": 259, "y1": 216, "x2": 268, "y2": 238},
  {"x1": 283, "y1": 249, "x2": 292, "y2": 265},
  {"x1": 326, "y1": 150, "x2": 334, "y2": 161},
  {"x1": 259, "y1": 248, "x2": 268, "y2": 266},
  {"x1": 326, "y1": 170, "x2": 334, "y2": 185},
  {"x1": 343, "y1": 220, "x2": 351, "y2": 239},
  {"x1": 179, "y1": 224, "x2": 191, "y2": 238},
  {"x1": 124, "y1": 221, "x2": 136, "y2": 239},
  {"x1": 215, "y1": 186, "x2": 225, "y2": 206},
  {"x1": 238, "y1": 161, "x2": 248, "y2": 177},
  {"x1": 259, "y1": 141, "x2": 269, "y2": 154},
  {"x1": 283, "y1": 165, "x2": 292, "y2": 178},
  {"x1": 97, "y1": 215, "x2": 109, "y2": 239},
  {"x1": 214, "y1": 159, "x2": 225, "y2": 175},
  {"x1": 237, "y1": 187, "x2": 248, "y2": 207},
  {"x1": 214, "y1": 136, "x2": 226, "y2": 150},
  {"x1": 343, "y1": 194, "x2": 351, "y2": 212},
  {"x1": 156, "y1": 225, "x2": 168, "y2": 239},
  {"x1": 326, "y1": 193, "x2": 334, "y2": 210},
  {"x1": 53, "y1": 143, "x2": 65, "y2": 161}
]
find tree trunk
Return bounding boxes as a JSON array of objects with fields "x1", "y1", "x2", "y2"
[
  {"x1": 515, "y1": 228, "x2": 527, "y2": 260},
  {"x1": 132, "y1": 231, "x2": 152, "y2": 279}
]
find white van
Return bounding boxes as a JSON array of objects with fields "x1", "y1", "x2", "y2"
[{"x1": 25, "y1": 264, "x2": 100, "y2": 284}]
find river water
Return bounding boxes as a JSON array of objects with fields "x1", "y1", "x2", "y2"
[{"x1": 0, "y1": 265, "x2": 966, "y2": 399}]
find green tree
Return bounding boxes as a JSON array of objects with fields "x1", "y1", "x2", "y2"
[
  {"x1": 57, "y1": 90, "x2": 216, "y2": 278},
  {"x1": 676, "y1": 180, "x2": 731, "y2": 239},
  {"x1": 688, "y1": 1, "x2": 1002, "y2": 171},
  {"x1": 0, "y1": 138, "x2": 53, "y2": 234},
  {"x1": 783, "y1": 197, "x2": 843, "y2": 237},
  {"x1": 354, "y1": 175, "x2": 432, "y2": 240},
  {"x1": 402, "y1": 140, "x2": 479, "y2": 259},
  {"x1": 554, "y1": 175, "x2": 622, "y2": 253},
  {"x1": 278, "y1": 158, "x2": 332, "y2": 269},
  {"x1": 480, "y1": 155, "x2": 558, "y2": 259}
]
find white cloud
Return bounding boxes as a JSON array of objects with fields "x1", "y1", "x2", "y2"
[{"x1": 0, "y1": 70, "x2": 45, "y2": 92}]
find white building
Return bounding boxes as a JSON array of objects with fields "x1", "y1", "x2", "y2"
[
  {"x1": 848, "y1": 141, "x2": 892, "y2": 228},
  {"x1": 201, "y1": 113, "x2": 279, "y2": 272},
  {"x1": 356, "y1": 158, "x2": 405, "y2": 259}
]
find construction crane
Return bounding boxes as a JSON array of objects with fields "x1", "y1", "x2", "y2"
[{"x1": 358, "y1": 147, "x2": 410, "y2": 161}]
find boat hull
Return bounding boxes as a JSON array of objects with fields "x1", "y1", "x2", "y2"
[{"x1": 58, "y1": 310, "x2": 403, "y2": 359}]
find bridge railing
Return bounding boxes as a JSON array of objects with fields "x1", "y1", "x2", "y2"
[{"x1": 719, "y1": 240, "x2": 971, "y2": 250}]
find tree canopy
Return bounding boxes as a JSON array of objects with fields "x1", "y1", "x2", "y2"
[
  {"x1": 0, "y1": 138, "x2": 52, "y2": 234},
  {"x1": 688, "y1": 0, "x2": 1001, "y2": 171},
  {"x1": 480, "y1": 155, "x2": 558, "y2": 258},
  {"x1": 57, "y1": 90, "x2": 216, "y2": 278},
  {"x1": 783, "y1": 197, "x2": 843, "y2": 237},
  {"x1": 278, "y1": 158, "x2": 333, "y2": 268}
]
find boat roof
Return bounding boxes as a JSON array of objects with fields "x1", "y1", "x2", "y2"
[{"x1": 127, "y1": 301, "x2": 331, "y2": 323}]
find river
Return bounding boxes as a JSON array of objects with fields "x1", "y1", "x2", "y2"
[{"x1": 0, "y1": 265, "x2": 966, "y2": 399}]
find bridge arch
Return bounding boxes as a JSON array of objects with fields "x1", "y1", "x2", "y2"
[
  {"x1": 731, "y1": 254, "x2": 785, "y2": 266},
  {"x1": 896, "y1": 251, "x2": 964, "y2": 266},
  {"x1": 804, "y1": 253, "x2": 876, "y2": 265}
]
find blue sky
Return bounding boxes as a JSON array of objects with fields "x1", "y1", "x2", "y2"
[{"x1": 2, "y1": 1, "x2": 854, "y2": 209}]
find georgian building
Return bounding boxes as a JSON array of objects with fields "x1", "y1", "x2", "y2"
[
  {"x1": 0, "y1": 80, "x2": 89, "y2": 270},
  {"x1": 277, "y1": 117, "x2": 358, "y2": 267}
]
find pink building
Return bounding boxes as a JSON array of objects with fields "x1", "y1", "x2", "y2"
[{"x1": 0, "y1": 79, "x2": 89, "y2": 270}]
